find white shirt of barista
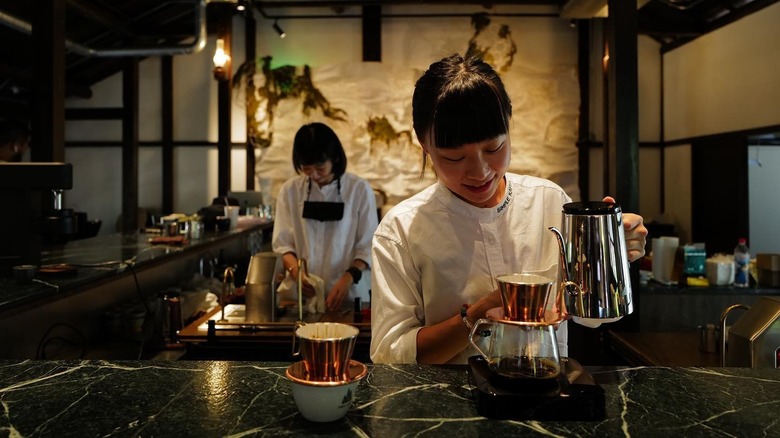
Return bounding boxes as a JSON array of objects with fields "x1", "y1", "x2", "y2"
[
  {"x1": 272, "y1": 172, "x2": 378, "y2": 302},
  {"x1": 370, "y1": 172, "x2": 571, "y2": 364}
]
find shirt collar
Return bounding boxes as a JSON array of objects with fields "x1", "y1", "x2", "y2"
[{"x1": 435, "y1": 176, "x2": 512, "y2": 221}]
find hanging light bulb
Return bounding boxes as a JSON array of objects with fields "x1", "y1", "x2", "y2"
[
  {"x1": 213, "y1": 38, "x2": 231, "y2": 80},
  {"x1": 273, "y1": 20, "x2": 286, "y2": 39},
  {"x1": 213, "y1": 38, "x2": 230, "y2": 69}
]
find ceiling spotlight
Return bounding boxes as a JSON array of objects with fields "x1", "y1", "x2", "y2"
[
  {"x1": 236, "y1": 0, "x2": 246, "y2": 12},
  {"x1": 273, "y1": 20, "x2": 286, "y2": 39}
]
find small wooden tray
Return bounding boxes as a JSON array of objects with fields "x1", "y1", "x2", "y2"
[
  {"x1": 149, "y1": 236, "x2": 188, "y2": 245},
  {"x1": 39, "y1": 264, "x2": 78, "y2": 278}
]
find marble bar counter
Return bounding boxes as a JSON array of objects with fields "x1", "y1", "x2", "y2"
[
  {"x1": 1, "y1": 360, "x2": 777, "y2": 437},
  {"x1": 0, "y1": 221, "x2": 273, "y2": 359},
  {"x1": 0, "y1": 221, "x2": 273, "y2": 314}
]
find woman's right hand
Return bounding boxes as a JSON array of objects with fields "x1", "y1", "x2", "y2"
[
  {"x1": 288, "y1": 268, "x2": 316, "y2": 297},
  {"x1": 467, "y1": 289, "x2": 503, "y2": 323}
]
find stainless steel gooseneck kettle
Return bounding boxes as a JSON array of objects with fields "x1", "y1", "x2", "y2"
[{"x1": 549, "y1": 201, "x2": 633, "y2": 321}]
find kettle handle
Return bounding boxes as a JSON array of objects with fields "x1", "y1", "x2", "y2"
[
  {"x1": 558, "y1": 280, "x2": 583, "y2": 318},
  {"x1": 468, "y1": 319, "x2": 493, "y2": 359},
  {"x1": 291, "y1": 321, "x2": 306, "y2": 358}
]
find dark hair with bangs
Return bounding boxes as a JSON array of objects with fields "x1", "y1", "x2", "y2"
[
  {"x1": 413, "y1": 54, "x2": 511, "y2": 150},
  {"x1": 412, "y1": 54, "x2": 511, "y2": 176},
  {"x1": 292, "y1": 122, "x2": 348, "y2": 178}
]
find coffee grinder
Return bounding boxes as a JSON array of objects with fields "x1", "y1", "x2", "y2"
[
  {"x1": 467, "y1": 201, "x2": 635, "y2": 420},
  {"x1": 0, "y1": 163, "x2": 75, "y2": 277}
]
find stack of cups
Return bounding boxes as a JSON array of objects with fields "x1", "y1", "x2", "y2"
[
  {"x1": 652, "y1": 236, "x2": 680, "y2": 285},
  {"x1": 224, "y1": 206, "x2": 240, "y2": 230},
  {"x1": 285, "y1": 322, "x2": 367, "y2": 422}
]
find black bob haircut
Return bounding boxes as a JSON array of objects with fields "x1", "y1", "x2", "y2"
[
  {"x1": 412, "y1": 53, "x2": 512, "y2": 150},
  {"x1": 292, "y1": 122, "x2": 348, "y2": 178}
]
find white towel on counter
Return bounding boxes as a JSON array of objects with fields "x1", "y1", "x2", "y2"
[{"x1": 276, "y1": 272, "x2": 326, "y2": 314}]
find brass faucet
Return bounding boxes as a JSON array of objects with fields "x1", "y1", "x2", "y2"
[
  {"x1": 218, "y1": 266, "x2": 235, "y2": 323},
  {"x1": 297, "y1": 258, "x2": 307, "y2": 322}
]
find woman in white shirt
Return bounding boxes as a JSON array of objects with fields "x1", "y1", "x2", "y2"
[
  {"x1": 370, "y1": 54, "x2": 648, "y2": 364},
  {"x1": 273, "y1": 122, "x2": 378, "y2": 312}
]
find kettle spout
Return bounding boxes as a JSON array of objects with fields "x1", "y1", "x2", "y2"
[{"x1": 548, "y1": 226, "x2": 571, "y2": 284}]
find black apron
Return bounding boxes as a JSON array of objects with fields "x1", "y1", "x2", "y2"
[{"x1": 301, "y1": 177, "x2": 344, "y2": 222}]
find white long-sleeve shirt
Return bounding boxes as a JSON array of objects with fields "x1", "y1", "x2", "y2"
[
  {"x1": 272, "y1": 172, "x2": 378, "y2": 302},
  {"x1": 370, "y1": 173, "x2": 571, "y2": 364}
]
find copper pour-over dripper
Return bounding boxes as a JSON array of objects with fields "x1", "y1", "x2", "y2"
[{"x1": 496, "y1": 273, "x2": 561, "y2": 323}]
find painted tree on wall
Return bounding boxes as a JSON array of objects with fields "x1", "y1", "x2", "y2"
[
  {"x1": 233, "y1": 56, "x2": 347, "y2": 151},
  {"x1": 232, "y1": 14, "x2": 579, "y2": 206}
]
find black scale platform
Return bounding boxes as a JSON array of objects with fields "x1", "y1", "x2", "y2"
[{"x1": 468, "y1": 355, "x2": 606, "y2": 421}]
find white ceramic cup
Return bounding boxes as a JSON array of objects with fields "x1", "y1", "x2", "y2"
[
  {"x1": 224, "y1": 206, "x2": 239, "y2": 230},
  {"x1": 706, "y1": 258, "x2": 735, "y2": 285}
]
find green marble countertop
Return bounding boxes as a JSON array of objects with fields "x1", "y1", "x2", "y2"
[
  {"x1": 0, "y1": 360, "x2": 777, "y2": 437},
  {"x1": 0, "y1": 222, "x2": 272, "y2": 314}
]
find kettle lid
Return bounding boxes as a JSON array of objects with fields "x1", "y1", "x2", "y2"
[{"x1": 563, "y1": 201, "x2": 621, "y2": 215}]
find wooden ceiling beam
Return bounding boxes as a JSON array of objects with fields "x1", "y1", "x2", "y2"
[{"x1": 67, "y1": 0, "x2": 136, "y2": 38}]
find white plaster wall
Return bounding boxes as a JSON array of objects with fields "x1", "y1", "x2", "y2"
[
  {"x1": 664, "y1": 144, "x2": 692, "y2": 244},
  {"x1": 664, "y1": 2, "x2": 780, "y2": 140},
  {"x1": 638, "y1": 148, "x2": 661, "y2": 222},
  {"x1": 637, "y1": 36, "x2": 661, "y2": 143},
  {"x1": 63, "y1": 7, "x2": 581, "y2": 233},
  {"x1": 661, "y1": 3, "x2": 780, "y2": 248}
]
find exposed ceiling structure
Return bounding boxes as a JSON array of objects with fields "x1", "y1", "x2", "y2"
[{"x1": 0, "y1": 0, "x2": 777, "y2": 119}]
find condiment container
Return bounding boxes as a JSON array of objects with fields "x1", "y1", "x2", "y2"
[{"x1": 705, "y1": 254, "x2": 735, "y2": 286}]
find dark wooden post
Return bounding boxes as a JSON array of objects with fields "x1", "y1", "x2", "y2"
[
  {"x1": 362, "y1": 5, "x2": 381, "y2": 62},
  {"x1": 604, "y1": 0, "x2": 639, "y2": 213},
  {"x1": 245, "y1": 11, "x2": 256, "y2": 190},
  {"x1": 216, "y1": 8, "x2": 233, "y2": 198},
  {"x1": 121, "y1": 59, "x2": 140, "y2": 234},
  {"x1": 31, "y1": 0, "x2": 66, "y2": 163},
  {"x1": 162, "y1": 56, "x2": 175, "y2": 215}
]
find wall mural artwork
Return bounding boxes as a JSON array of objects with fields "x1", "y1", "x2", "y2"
[{"x1": 234, "y1": 15, "x2": 580, "y2": 208}]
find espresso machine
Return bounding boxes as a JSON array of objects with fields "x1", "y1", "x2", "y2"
[
  {"x1": 467, "y1": 201, "x2": 633, "y2": 420},
  {"x1": 0, "y1": 163, "x2": 75, "y2": 277}
]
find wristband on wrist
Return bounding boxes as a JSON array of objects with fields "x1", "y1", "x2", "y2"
[
  {"x1": 345, "y1": 266, "x2": 362, "y2": 284},
  {"x1": 461, "y1": 304, "x2": 473, "y2": 329}
]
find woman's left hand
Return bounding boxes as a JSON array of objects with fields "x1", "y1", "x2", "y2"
[
  {"x1": 603, "y1": 196, "x2": 648, "y2": 262},
  {"x1": 325, "y1": 274, "x2": 352, "y2": 312}
]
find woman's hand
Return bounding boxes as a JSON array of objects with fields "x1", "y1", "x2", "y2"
[
  {"x1": 467, "y1": 289, "x2": 503, "y2": 323},
  {"x1": 325, "y1": 273, "x2": 352, "y2": 312},
  {"x1": 288, "y1": 267, "x2": 316, "y2": 297},
  {"x1": 603, "y1": 196, "x2": 648, "y2": 262}
]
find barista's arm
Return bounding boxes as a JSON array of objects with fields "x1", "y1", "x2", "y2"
[
  {"x1": 415, "y1": 290, "x2": 502, "y2": 364},
  {"x1": 325, "y1": 258, "x2": 368, "y2": 312},
  {"x1": 282, "y1": 251, "x2": 315, "y2": 297}
]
